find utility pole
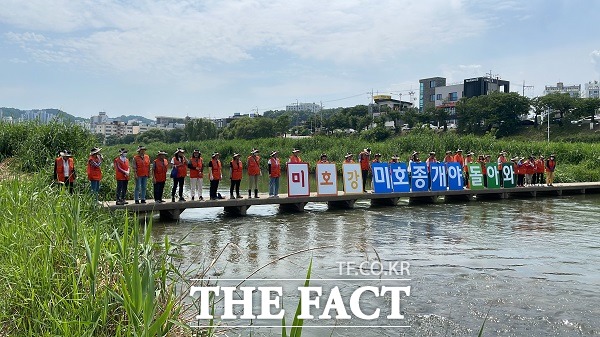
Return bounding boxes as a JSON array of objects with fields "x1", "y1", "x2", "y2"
[{"x1": 522, "y1": 80, "x2": 534, "y2": 97}]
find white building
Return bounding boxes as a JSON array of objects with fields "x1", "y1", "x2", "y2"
[
  {"x1": 543, "y1": 82, "x2": 581, "y2": 98},
  {"x1": 583, "y1": 80, "x2": 600, "y2": 98},
  {"x1": 286, "y1": 102, "x2": 322, "y2": 112},
  {"x1": 434, "y1": 84, "x2": 464, "y2": 110}
]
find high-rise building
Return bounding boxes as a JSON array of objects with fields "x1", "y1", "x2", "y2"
[
  {"x1": 419, "y1": 77, "x2": 446, "y2": 112},
  {"x1": 285, "y1": 102, "x2": 322, "y2": 112},
  {"x1": 583, "y1": 81, "x2": 600, "y2": 98},
  {"x1": 463, "y1": 77, "x2": 510, "y2": 98}
]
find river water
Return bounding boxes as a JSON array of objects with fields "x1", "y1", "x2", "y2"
[{"x1": 152, "y1": 192, "x2": 600, "y2": 336}]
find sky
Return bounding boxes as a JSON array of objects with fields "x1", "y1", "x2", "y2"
[{"x1": 1, "y1": 0, "x2": 599, "y2": 120}]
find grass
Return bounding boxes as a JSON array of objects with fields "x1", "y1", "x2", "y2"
[{"x1": 0, "y1": 174, "x2": 183, "y2": 336}]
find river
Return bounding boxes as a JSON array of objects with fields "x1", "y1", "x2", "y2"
[{"x1": 152, "y1": 192, "x2": 600, "y2": 336}]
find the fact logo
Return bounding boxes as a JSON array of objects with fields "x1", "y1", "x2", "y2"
[{"x1": 188, "y1": 260, "x2": 411, "y2": 327}]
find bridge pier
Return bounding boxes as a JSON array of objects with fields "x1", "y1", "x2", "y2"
[
  {"x1": 370, "y1": 197, "x2": 400, "y2": 207},
  {"x1": 409, "y1": 196, "x2": 437, "y2": 204},
  {"x1": 279, "y1": 202, "x2": 307, "y2": 213},
  {"x1": 327, "y1": 199, "x2": 356, "y2": 210},
  {"x1": 445, "y1": 194, "x2": 473, "y2": 202},
  {"x1": 224, "y1": 205, "x2": 250, "y2": 216},
  {"x1": 159, "y1": 209, "x2": 183, "y2": 221}
]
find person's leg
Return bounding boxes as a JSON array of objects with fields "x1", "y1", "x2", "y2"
[
  {"x1": 361, "y1": 170, "x2": 368, "y2": 191},
  {"x1": 199, "y1": 178, "x2": 204, "y2": 200},
  {"x1": 275, "y1": 177, "x2": 280, "y2": 196},
  {"x1": 171, "y1": 178, "x2": 178, "y2": 201},
  {"x1": 190, "y1": 178, "x2": 197, "y2": 200},
  {"x1": 178, "y1": 177, "x2": 185, "y2": 200},
  {"x1": 230, "y1": 179, "x2": 235, "y2": 198},
  {"x1": 140, "y1": 176, "x2": 147, "y2": 201},
  {"x1": 134, "y1": 177, "x2": 141, "y2": 202}
]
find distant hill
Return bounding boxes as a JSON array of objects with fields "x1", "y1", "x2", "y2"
[
  {"x1": 111, "y1": 115, "x2": 154, "y2": 125},
  {"x1": 0, "y1": 107, "x2": 87, "y2": 123}
]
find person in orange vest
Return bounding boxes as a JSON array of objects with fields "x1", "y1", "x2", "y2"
[
  {"x1": 359, "y1": 148, "x2": 371, "y2": 192},
  {"x1": 453, "y1": 149, "x2": 464, "y2": 169},
  {"x1": 389, "y1": 154, "x2": 399, "y2": 163},
  {"x1": 87, "y1": 147, "x2": 103, "y2": 200},
  {"x1": 114, "y1": 148, "x2": 130, "y2": 205},
  {"x1": 209, "y1": 152, "x2": 223, "y2": 200},
  {"x1": 497, "y1": 151, "x2": 508, "y2": 187},
  {"x1": 132, "y1": 145, "x2": 150, "y2": 204},
  {"x1": 268, "y1": 151, "x2": 281, "y2": 198},
  {"x1": 516, "y1": 157, "x2": 525, "y2": 187},
  {"x1": 344, "y1": 153, "x2": 355, "y2": 163},
  {"x1": 247, "y1": 148, "x2": 261, "y2": 198},
  {"x1": 230, "y1": 153, "x2": 243, "y2": 199},
  {"x1": 443, "y1": 150, "x2": 454, "y2": 163},
  {"x1": 54, "y1": 150, "x2": 76, "y2": 194},
  {"x1": 478, "y1": 154, "x2": 488, "y2": 187},
  {"x1": 288, "y1": 148, "x2": 302, "y2": 163},
  {"x1": 534, "y1": 155, "x2": 545, "y2": 186},
  {"x1": 317, "y1": 153, "x2": 330, "y2": 164},
  {"x1": 524, "y1": 155, "x2": 535, "y2": 186},
  {"x1": 189, "y1": 149, "x2": 204, "y2": 201},
  {"x1": 425, "y1": 151, "x2": 437, "y2": 173},
  {"x1": 171, "y1": 148, "x2": 187, "y2": 202},
  {"x1": 152, "y1": 151, "x2": 168, "y2": 203},
  {"x1": 545, "y1": 154, "x2": 556, "y2": 186}
]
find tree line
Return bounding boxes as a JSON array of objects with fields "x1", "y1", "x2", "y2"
[{"x1": 101, "y1": 92, "x2": 600, "y2": 145}]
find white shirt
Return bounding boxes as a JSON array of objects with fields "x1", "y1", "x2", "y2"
[{"x1": 62, "y1": 159, "x2": 70, "y2": 177}]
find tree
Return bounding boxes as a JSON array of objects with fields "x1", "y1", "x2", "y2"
[
  {"x1": 184, "y1": 118, "x2": 217, "y2": 141},
  {"x1": 574, "y1": 97, "x2": 600, "y2": 125},
  {"x1": 136, "y1": 128, "x2": 165, "y2": 144},
  {"x1": 275, "y1": 114, "x2": 292, "y2": 137},
  {"x1": 538, "y1": 93, "x2": 575, "y2": 124},
  {"x1": 220, "y1": 117, "x2": 277, "y2": 140},
  {"x1": 456, "y1": 92, "x2": 529, "y2": 137},
  {"x1": 164, "y1": 128, "x2": 186, "y2": 143}
]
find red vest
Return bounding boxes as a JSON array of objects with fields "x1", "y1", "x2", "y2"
[
  {"x1": 56, "y1": 157, "x2": 75, "y2": 183},
  {"x1": 87, "y1": 155, "x2": 102, "y2": 181},
  {"x1": 210, "y1": 159, "x2": 222, "y2": 180},
  {"x1": 231, "y1": 160, "x2": 243, "y2": 180},
  {"x1": 269, "y1": 158, "x2": 281, "y2": 178},
  {"x1": 114, "y1": 157, "x2": 130, "y2": 181},
  {"x1": 133, "y1": 154, "x2": 150, "y2": 177},
  {"x1": 247, "y1": 155, "x2": 261, "y2": 176},
  {"x1": 359, "y1": 152, "x2": 370, "y2": 170},
  {"x1": 190, "y1": 157, "x2": 204, "y2": 178},
  {"x1": 172, "y1": 156, "x2": 187, "y2": 178},
  {"x1": 153, "y1": 158, "x2": 168, "y2": 183},
  {"x1": 289, "y1": 155, "x2": 302, "y2": 163}
]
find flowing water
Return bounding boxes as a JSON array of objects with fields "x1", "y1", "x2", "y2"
[{"x1": 152, "y1": 191, "x2": 600, "y2": 336}]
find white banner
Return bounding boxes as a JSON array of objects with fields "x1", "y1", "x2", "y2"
[
  {"x1": 342, "y1": 163, "x2": 363, "y2": 194},
  {"x1": 287, "y1": 163, "x2": 310, "y2": 197},
  {"x1": 316, "y1": 163, "x2": 338, "y2": 196}
]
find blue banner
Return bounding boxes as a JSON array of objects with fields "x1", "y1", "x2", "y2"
[
  {"x1": 447, "y1": 162, "x2": 464, "y2": 190},
  {"x1": 430, "y1": 162, "x2": 447, "y2": 191},
  {"x1": 390, "y1": 162, "x2": 410, "y2": 192},
  {"x1": 410, "y1": 162, "x2": 429, "y2": 192},
  {"x1": 371, "y1": 163, "x2": 393, "y2": 193}
]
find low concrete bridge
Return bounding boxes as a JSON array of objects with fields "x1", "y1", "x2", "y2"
[{"x1": 104, "y1": 182, "x2": 600, "y2": 220}]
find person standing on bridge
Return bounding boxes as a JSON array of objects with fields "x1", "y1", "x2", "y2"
[
  {"x1": 534, "y1": 155, "x2": 545, "y2": 186},
  {"x1": 114, "y1": 148, "x2": 130, "y2": 205},
  {"x1": 359, "y1": 148, "x2": 371, "y2": 192},
  {"x1": 545, "y1": 154, "x2": 556, "y2": 186},
  {"x1": 152, "y1": 151, "x2": 168, "y2": 203},
  {"x1": 171, "y1": 148, "x2": 187, "y2": 202},
  {"x1": 189, "y1": 149, "x2": 204, "y2": 201},
  {"x1": 209, "y1": 152, "x2": 223, "y2": 200},
  {"x1": 230, "y1": 153, "x2": 243, "y2": 199},
  {"x1": 268, "y1": 151, "x2": 281, "y2": 198},
  {"x1": 317, "y1": 153, "x2": 330, "y2": 164},
  {"x1": 443, "y1": 150, "x2": 453, "y2": 163},
  {"x1": 344, "y1": 153, "x2": 355, "y2": 163},
  {"x1": 247, "y1": 148, "x2": 261, "y2": 198},
  {"x1": 133, "y1": 145, "x2": 150, "y2": 204},
  {"x1": 87, "y1": 147, "x2": 103, "y2": 201}
]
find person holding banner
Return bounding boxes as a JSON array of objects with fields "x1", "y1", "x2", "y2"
[
  {"x1": 408, "y1": 151, "x2": 420, "y2": 174},
  {"x1": 317, "y1": 153, "x2": 330, "y2": 164},
  {"x1": 268, "y1": 151, "x2": 281, "y2": 198},
  {"x1": 389, "y1": 155, "x2": 399, "y2": 163},
  {"x1": 478, "y1": 155, "x2": 487, "y2": 187},
  {"x1": 454, "y1": 149, "x2": 464, "y2": 169},
  {"x1": 344, "y1": 153, "x2": 355, "y2": 163},
  {"x1": 545, "y1": 154, "x2": 556, "y2": 186},
  {"x1": 289, "y1": 148, "x2": 302, "y2": 163},
  {"x1": 443, "y1": 150, "x2": 454, "y2": 163},
  {"x1": 359, "y1": 148, "x2": 371, "y2": 192},
  {"x1": 372, "y1": 153, "x2": 382, "y2": 164},
  {"x1": 425, "y1": 152, "x2": 437, "y2": 172},
  {"x1": 498, "y1": 151, "x2": 508, "y2": 187}
]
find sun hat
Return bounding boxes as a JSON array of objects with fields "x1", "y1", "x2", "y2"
[{"x1": 90, "y1": 147, "x2": 102, "y2": 155}]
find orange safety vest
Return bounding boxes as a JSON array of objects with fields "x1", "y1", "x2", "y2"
[
  {"x1": 210, "y1": 158, "x2": 222, "y2": 180},
  {"x1": 133, "y1": 154, "x2": 150, "y2": 177},
  {"x1": 359, "y1": 152, "x2": 370, "y2": 170},
  {"x1": 114, "y1": 157, "x2": 130, "y2": 181},
  {"x1": 535, "y1": 159, "x2": 545, "y2": 173},
  {"x1": 524, "y1": 161, "x2": 535, "y2": 175},
  {"x1": 172, "y1": 156, "x2": 187, "y2": 178},
  {"x1": 87, "y1": 155, "x2": 102, "y2": 181},
  {"x1": 444, "y1": 155, "x2": 454, "y2": 163},
  {"x1": 454, "y1": 154, "x2": 464, "y2": 168},
  {"x1": 190, "y1": 157, "x2": 204, "y2": 178},
  {"x1": 463, "y1": 157, "x2": 473, "y2": 172},
  {"x1": 56, "y1": 157, "x2": 75, "y2": 183},
  {"x1": 317, "y1": 159, "x2": 330, "y2": 164},
  {"x1": 289, "y1": 155, "x2": 302, "y2": 163},
  {"x1": 345, "y1": 159, "x2": 355, "y2": 164},
  {"x1": 231, "y1": 159, "x2": 243, "y2": 180},
  {"x1": 269, "y1": 158, "x2": 281, "y2": 178},
  {"x1": 497, "y1": 156, "x2": 507, "y2": 170},
  {"x1": 153, "y1": 158, "x2": 168, "y2": 183},
  {"x1": 247, "y1": 155, "x2": 261, "y2": 176}
]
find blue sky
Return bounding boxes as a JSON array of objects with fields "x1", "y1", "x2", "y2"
[{"x1": 1, "y1": 0, "x2": 599, "y2": 119}]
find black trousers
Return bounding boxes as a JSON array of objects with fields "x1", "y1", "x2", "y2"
[
  {"x1": 210, "y1": 179, "x2": 220, "y2": 199},
  {"x1": 361, "y1": 170, "x2": 369, "y2": 191},
  {"x1": 172, "y1": 177, "x2": 184, "y2": 198},
  {"x1": 517, "y1": 174, "x2": 524, "y2": 187},
  {"x1": 116, "y1": 180, "x2": 128, "y2": 201},
  {"x1": 154, "y1": 181, "x2": 165, "y2": 201},
  {"x1": 63, "y1": 181, "x2": 74, "y2": 194},
  {"x1": 230, "y1": 179, "x2": 241, "y2": 196}
]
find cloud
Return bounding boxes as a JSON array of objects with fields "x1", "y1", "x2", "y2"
[
  {"x1": 441, "y1": 64, "x2": 483, "y2": 84},
  {"x1": 592, "y1": 50, "x2": 600, "y2": 74},
  {"x1": 1, "y1": 0, "x2": 495, "y2": 75}
]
